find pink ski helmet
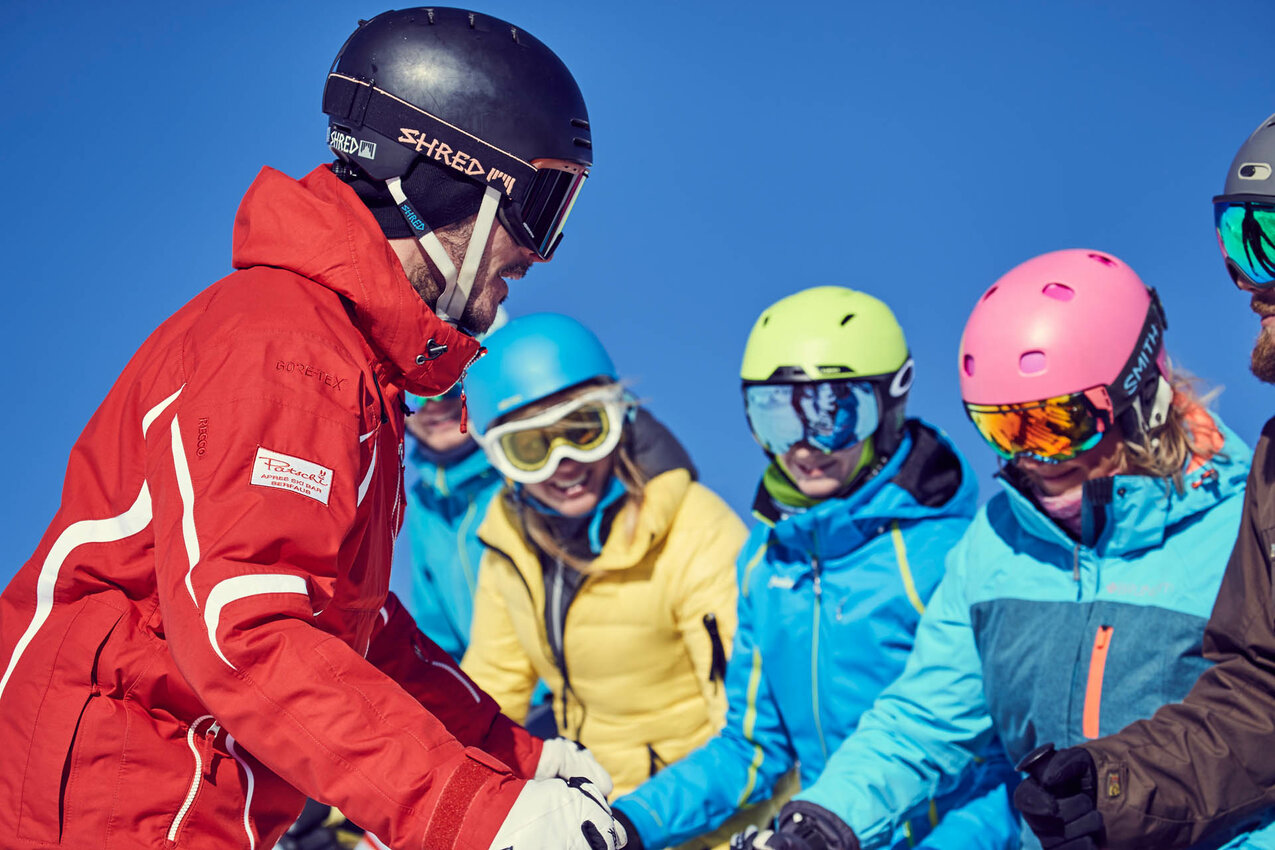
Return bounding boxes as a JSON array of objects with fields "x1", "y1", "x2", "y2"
[{"x1": 960, "y1": 249, "x2": 1172, "y2": 449}]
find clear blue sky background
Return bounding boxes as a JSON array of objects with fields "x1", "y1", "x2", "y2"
[{"x1": 3, "y1": 1, "x2": 1274, "y2": 583}]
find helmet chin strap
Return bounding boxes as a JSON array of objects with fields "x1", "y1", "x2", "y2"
[
  {"x1": 385, "y1": 177, "x2": 458, "y2": 290},
  {"x1": 385, "y1": 178, "x2": 502, "y2": 330},
  {"x1": 436, "y1": 186, "x2": 502, "y2": 325}
]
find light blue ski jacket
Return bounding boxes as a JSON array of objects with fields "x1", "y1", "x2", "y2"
[
  {"x1": 614, "y1": 421, "x2": 1020, "y2": 850},
  {"x1": 801, "y1": 414, "x2": 1275, "y2": 850},
  {"x1": 399, "y1": 437, "x2": 502, "y2": 661}
]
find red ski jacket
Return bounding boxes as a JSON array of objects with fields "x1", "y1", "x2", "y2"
[{"x1": 0, "y1": 165, "x2": 542, "y2": 849}]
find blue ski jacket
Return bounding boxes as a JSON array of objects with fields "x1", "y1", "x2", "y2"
[
  {"x1": 399, "y1": 437, "x2": 503, "y2": 661},
  {"x1": 614, "y1": 421, "x2": 1020, "y2": 850},
  {"x1": 800, "y1": 413, "x2": 1275, "y2": 850}
]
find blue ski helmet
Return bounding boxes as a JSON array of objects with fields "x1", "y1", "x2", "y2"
[{"x1": 465, "y1": 313, "x2": 616, "y2": 435}]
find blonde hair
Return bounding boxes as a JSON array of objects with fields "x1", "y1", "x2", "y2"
[
  {"x1": 1113, "y1": 360, "x2": 1223, "y2": 493},
  {"x1": 502, "y1": 380, "x2": 649, "y2": 572}
]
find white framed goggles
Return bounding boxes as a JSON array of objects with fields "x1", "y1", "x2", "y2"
[{"x1": 473, "y1": 385, "x2": 627, "y2": 484}]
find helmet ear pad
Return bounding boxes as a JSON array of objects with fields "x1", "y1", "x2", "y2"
[{"x1": 335, "y1": 155, "x2": 487, "y2": 239}]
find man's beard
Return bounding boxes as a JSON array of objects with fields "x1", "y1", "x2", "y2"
[
  {"x1": 404, "y1": 247, "x2": 525, "y2": 335},
  {"x1": 1253, "y1": 327, "x2": 1275, "y2": 383}
]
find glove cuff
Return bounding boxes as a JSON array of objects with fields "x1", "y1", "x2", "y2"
[
  {"x1": 612, "y1": 807, "x2": 643, "y2": 850},
  {"x1": 778, "y1": 801, "x2": 860, "y2": 850}
]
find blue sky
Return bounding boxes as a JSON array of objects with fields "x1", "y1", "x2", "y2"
[{"x1": 3, "y1": 1, "x2": 1274, "y2": 581}]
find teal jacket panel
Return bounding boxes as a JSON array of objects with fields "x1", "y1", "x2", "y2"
[
  {"x1": 615, "y1": 421, "x2": 1019, "y2": 850},
  {"x1": 400, "y1": 438, "x2": 503, "y2": 661},
  {"x1": 802, "y1": 416, "x2": 1275, "y2": 850}
]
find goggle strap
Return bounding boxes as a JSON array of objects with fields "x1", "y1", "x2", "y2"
[
  {"x1": 326, "y1": 73, "x2": 538, "y2": 200},
  {"x1": 1107, "y1": 288, "x2": 1167, "y2": 413},
  {"x1": 386, "y1": 177, "x2": 459, "y2": 293},
  {"x1": 438, "y1": 186, "x2": 502, "y2": 322}
]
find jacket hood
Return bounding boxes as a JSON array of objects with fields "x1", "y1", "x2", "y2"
[
  {"x1": 759, "y1": 419, "x2": 978, "y2": 563},
  {"x1": 998, "y1": 411, "x2": 1251, "y2": 556},
  {"x1": 231, "y1": 165, "x2": 481, "y2": 397}
]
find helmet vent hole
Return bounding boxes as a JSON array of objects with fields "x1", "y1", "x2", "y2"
[
  {"x1": 1088, "y1": 253, "x2": 1117, "y2": 267},
  {"x1": 1042, "y1": 282, "x2": 1074, "y2": 301},
  {"x1": 571, "y1": 118, "x2": 590, "y2": 129},
  {"x1": 761, "y1": 315, "x2": 770, "y2": 327},
  {"x1": 981, "y1": 285, "x2": 998, "y2": 301},
  {"x1": 841, "y1": 313, "x2": 855, "y2": 326},
  {"x1": 963, "y1": 355, "x2": 975, "y2": 377},
  {"x1": 1019, "y1": 351, "x2": 1047, "y2": 375}
]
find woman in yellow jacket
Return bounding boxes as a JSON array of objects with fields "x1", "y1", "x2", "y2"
[{"x1": 460, "y1": 313, "x2": 745, "y2": 803}]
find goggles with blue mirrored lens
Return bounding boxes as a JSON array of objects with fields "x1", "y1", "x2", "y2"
[{"x1": 743, "y1": 380, "x2": 880, "y2": 456}]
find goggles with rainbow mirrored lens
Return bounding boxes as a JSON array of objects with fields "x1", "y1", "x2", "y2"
[
  {"x1": 1214, "y1": 196, "x2": 1275, "y2": 288},
  {"x1": 474, "y1": 385, "x2": 626, "y2": 484},
  {"x1": 743, "y1": 380, "x2": 880, "y2": 456},
  {"x1": 964, "y1": 389, "x2": 1111, "y2": 464}
]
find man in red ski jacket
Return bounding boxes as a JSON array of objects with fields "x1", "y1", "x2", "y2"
[{"x1": 0, "y1": 9, "x2": 619, "y2": 850}]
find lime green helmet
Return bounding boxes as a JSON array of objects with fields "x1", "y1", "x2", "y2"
[{"x1": 741, "y1": 286, "x2": 914, "y2": 457}]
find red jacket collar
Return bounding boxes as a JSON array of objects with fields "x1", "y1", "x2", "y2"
[{"x1": 231, "y1": 164, "x2": 481, "y2": 397}]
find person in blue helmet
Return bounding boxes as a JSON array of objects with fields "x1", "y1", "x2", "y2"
[
  {"x1": 460, "y1": 313, "x2": 791, "y2": 845},
  {"x1": 610, "y1": 286, "x2": 1020, "y2": 850}
]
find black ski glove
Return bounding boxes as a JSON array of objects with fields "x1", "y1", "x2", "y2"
[
  {"x1": 276, "y1": 798, "x2": 365, "y2": 850},
  {"x1": 1014, "y1": 744, "x2": 1104, "y2": 850},
  {"x1": 731, "y1": 801, "x2": 860, "y2": 850}
]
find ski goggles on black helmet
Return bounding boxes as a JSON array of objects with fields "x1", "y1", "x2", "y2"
[
  {"x1": 324, "y1": 73, "x2": 588, "y2": 260},
  {"x1": 743, "y1": 379, "x2": 881, "y2": 456},
  {"x1": 1214, "y1": 195, "x2": 1275, "y2": 288}
]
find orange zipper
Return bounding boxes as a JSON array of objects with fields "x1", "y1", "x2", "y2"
[{"x1": 1082, "y1": 626, "x2": 1114, "y2": 739}]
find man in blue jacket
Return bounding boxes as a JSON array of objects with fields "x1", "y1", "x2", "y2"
[{"x1": 610, "y1": 287, "x2": 1019, "y2": 850}]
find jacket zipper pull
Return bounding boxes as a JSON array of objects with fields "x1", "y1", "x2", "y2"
[
  {"x1": 459, "y1": 386, "x2": 469, "y2": 434},
  {"x1": 198, "y1": 721, "x2": 221, "y2": 781},
  {"x1": 812, "y1": 554, "x2": 823, "y2": 599},
  {"x1": 703, "y1": 613, "x2": 727, "y2": 692}
]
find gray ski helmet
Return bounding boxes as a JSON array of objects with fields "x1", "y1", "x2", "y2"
[
  {"x1": 1215, "y1": 112, "x2": 1275, "y2": 289},
  {"x1": 1219, "y1": 113, "x2": 1275, "y2": 199},
  {"x1": 322, "y1": 8, "x2": 592, "y2": 260}
]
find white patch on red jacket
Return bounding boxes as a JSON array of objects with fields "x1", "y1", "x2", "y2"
[{"x1": 250, "y1": 447, "x2": 333, "y2": 505}]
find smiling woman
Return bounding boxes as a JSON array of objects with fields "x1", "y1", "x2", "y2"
[{"x1": 458, "y1": 312, "x2": 788, "y2": 843}]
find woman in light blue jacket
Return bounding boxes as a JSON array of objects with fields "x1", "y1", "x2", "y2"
[
  {"x1": 736, "y1": 250, "x2": 1275, "y2": 850},
  {"x1": 612, "y1": 286, "x2": 1019, "y2": 850}
]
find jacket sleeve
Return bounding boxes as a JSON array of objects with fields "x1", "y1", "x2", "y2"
[
  {"x1": 797, "y1": 537, "x2": 998, "y2": 850},
  {"x1": 670, "y1": 485, "x2": 748, "y2": 711},
  {"x1": 461, "y1": 546, "x2": 541, "y2": 724},
  {"x1": 1083, "y1": 434, "x2": 1275, "y2": 849},
  {"x1": 366, "y1": 593, "x2": 542, "y2": 778},
  {"x1": 914, "y1": 763, "x2": 1019, "y2": 850},
  {"x1": 148, "y1": 330, "x2": 522, "y2": 850},
  {"x1": 614, "y1": 531, "x2": 797, "y2": 849}
]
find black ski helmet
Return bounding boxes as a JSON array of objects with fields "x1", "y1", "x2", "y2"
[{"x1": 322, "y1": 9, "x2": 592, "y2": 322}]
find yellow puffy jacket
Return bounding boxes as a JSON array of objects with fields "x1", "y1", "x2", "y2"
[{"x1": 462, "y1": 469, "x2": 746, "y2": 797}]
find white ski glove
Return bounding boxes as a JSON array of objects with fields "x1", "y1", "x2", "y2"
[
  {"x1": 535, "y1": 738, "x2": 614, "y2": 796},
  {"x1": 487, "y1": 777, "x2": 627, "y2": 850}
]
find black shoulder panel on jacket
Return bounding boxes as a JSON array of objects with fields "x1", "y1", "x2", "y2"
[{"x1": 891, "y1": 420, "x2": 964, "y2": 508}]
